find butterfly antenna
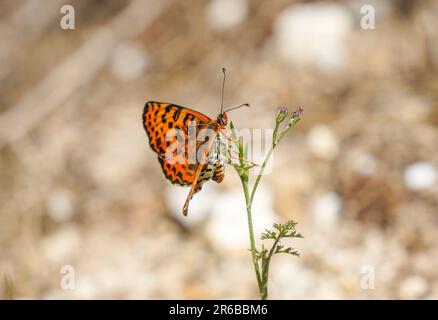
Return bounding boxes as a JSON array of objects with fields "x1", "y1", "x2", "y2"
[
  {"x1": 220, "y1": 67, "x2": 226, "y2": 114},
  {"x1": 224, "y1": 103, "x2": 250, "y2": 113}
]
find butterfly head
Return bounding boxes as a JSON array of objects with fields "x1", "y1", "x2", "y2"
[{"x1": 217, "y1": 113, "x2": 228, "y2": 127}]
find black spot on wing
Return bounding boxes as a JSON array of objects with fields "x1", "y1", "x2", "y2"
[{"x1": 173, "y1": 109, "x2": 181, "y2": 121}]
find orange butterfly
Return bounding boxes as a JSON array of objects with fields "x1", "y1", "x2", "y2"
[{"x1": 142, "y1": 68, "x2": 248, "y2": 216}]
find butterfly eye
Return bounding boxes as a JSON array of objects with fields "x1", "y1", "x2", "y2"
[{"x1": 217, "y1": 114, "x2": 227, "y2": 126}]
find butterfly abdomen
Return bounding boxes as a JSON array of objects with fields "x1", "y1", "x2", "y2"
[{"x1": 212, "y1": 163, "x2": 224, "y2": 183}]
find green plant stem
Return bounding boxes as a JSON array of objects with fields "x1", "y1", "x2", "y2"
[
  {"x1": 249, "y1": 144, "x2": 276, "y2": 300},
  {"x1": 244, "y1": 124, "x2": 280, "y2": 300},
  {"x1": 249, "y1": 146, "x2": 274, "y2": 205},
  {"x1": 260, "y1": 234, "x2": 281, "y2": 299},
  {"x1": 240, "y1": 175, "x2": 263, "y2": 296},
  {"x1": 235, "y1": 116, "x2": 299, "y2": 300}
]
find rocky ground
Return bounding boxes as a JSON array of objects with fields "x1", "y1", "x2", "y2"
[{"x1": 0, "y1": 0, "x2": 437, "y2": 299}]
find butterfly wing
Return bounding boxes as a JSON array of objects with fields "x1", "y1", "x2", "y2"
[{"x1": 143, "y1": 101, "x2": 224, "y2": 216}]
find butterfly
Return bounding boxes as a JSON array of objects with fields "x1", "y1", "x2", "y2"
[{"x1": 142, "y1": 68, "x2": 248, "y2": 216}]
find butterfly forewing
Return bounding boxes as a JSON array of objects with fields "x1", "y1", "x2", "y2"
[{"x1": 143, "y1": 101, "x2": 211, "y2": 159}]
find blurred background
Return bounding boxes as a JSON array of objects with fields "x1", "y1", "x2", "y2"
[{"x1": 1, "y1": 0, "x2": 438, "y2": 299}]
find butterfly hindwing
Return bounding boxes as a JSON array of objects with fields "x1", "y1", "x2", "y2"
[
  {"x1": 157, "y1": 156, "x2": 196, "y2": 186},
  {"x1": 156, "y1": 138, "x2": 224, "y2": 188}
]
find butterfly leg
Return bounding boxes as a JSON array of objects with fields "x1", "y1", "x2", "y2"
[
  {"x1": 220, "y1": 130, "x2": 239, "y2": 144},
  {"x1": 182, "y1": 133, "x2": 218, "y2": 216},
  {"x1": 219, "y1": 131, "x2": 259, "y2": 167},
  {"x1": 226, "y1": 152, "x2": 259, "y2": 167},
  {"x1": 182, "y1": 164, "x2": 204, "y2": 216}
]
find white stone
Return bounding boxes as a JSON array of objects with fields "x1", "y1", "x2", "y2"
[
  {"x1": 75, "y1": 276, "x2": 101, "y2": 299},
  {"x1": 206, "y1": 185, "x2": 279, "y2": 252},
  {"x1": 270, "y1": 256, "x2": 315, "y2": 299},
  {"x1": 273, "y1": 3, "x2": 353, "y2": 71},
  {"x1": 47, "y1": 188, "x2": 75, "y2": 222},
  {"x1": 41, "y1": 226, "x2": 81, "y2": 263},
  {"x1": 165, "y1": 183, "x2": 218, "y2": 227},
  {"x1": 353, "y1": 153, "x2": 377, "y2": 176},
  {"x1": 110, "y1": 42, "x2": 148, "y2": 81},
  {"x1": 96, "y1": 266, "x2": 156, "y2": 297},
  {"x1": 399, "y1": 276, "x2": 428, "y2": 299},
  {"x1": 404, "y1": 161, "x2": 437, "y2": 191},
  {"x1": 307, "y1": 125, "x2": 340, "y2": 160},
  {"x1": 206, "y1": 0, "x2": 248, "y2": 31},
  {"x1": 313, "y1": 192, "x2": 342, "y2": 229}
]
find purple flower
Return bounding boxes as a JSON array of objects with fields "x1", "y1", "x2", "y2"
[{"x1": 293, "y1": 107, "x2": 304, "y2": 117}]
